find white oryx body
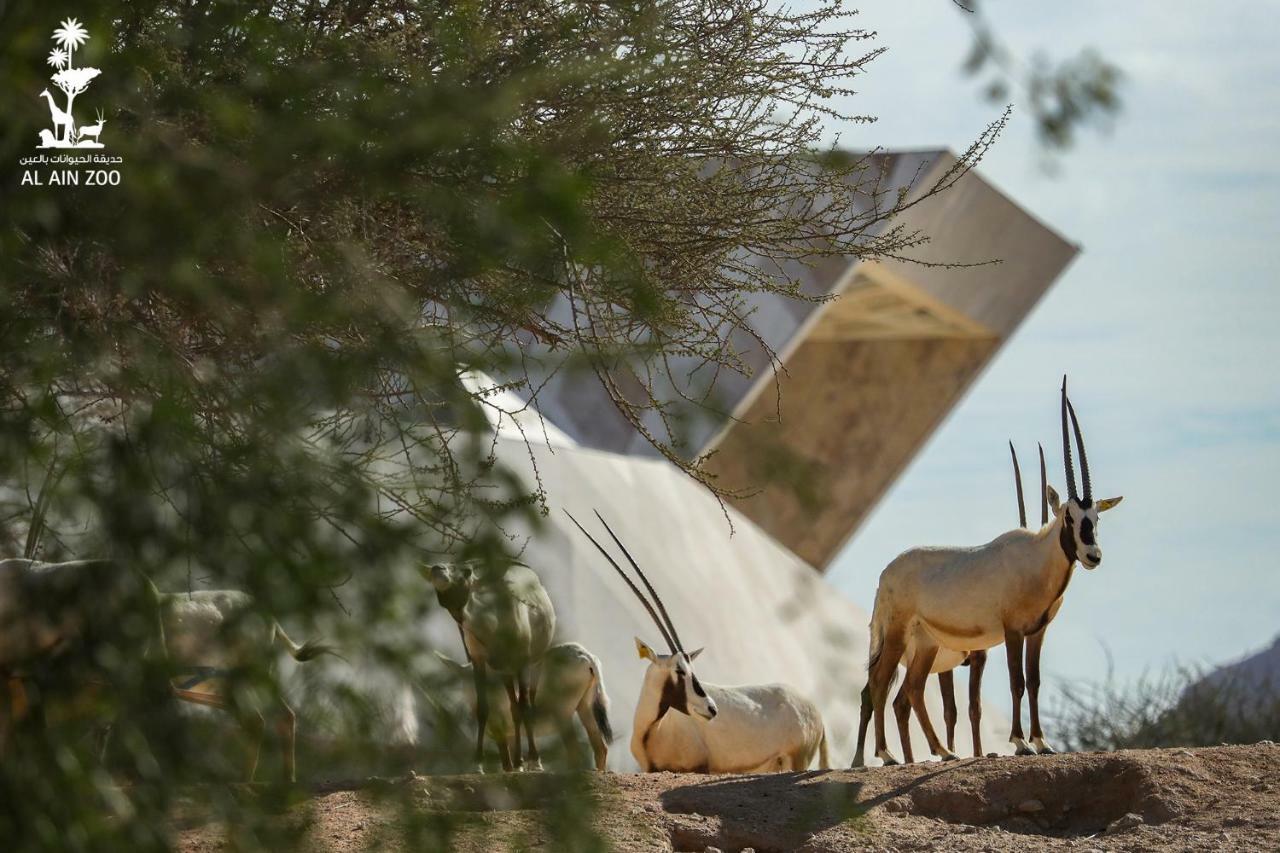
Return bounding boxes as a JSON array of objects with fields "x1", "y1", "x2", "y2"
[
  {"x1": 0, "y1": 558, "x2": 155, "y2": 670},
  {"x1": 0, "y1": 558, "x2": 168, "y2": 757},
  {"x1": 439, "y1": 641, "x2": 613, "y2": 771},
  {"x1": 158, "y1": 589, "x2": 336, "y2": 782},
  {"x1": 631, "y1": 651, "x2": 828, "y2": 773},
  {"x1": 865, "y1": 379, "x2": 1123, "y2": 766},
  {"x1": 425, "y1": 561, "x2": 556, "y2": 772},
  {"x1": 566, "y1": 511, "x2": 829, "y2": 775}
]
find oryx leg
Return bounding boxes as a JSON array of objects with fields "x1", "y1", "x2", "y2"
[
  {"x1": 904, "y1": 645, "x2": 958, "y2": 761},
  {"x1": 277, "y1": 701, "x2": 297, "y2": 783},
  {"x1": 576, "y1": 700, "x2": 608, "y2": 771},
  {"x1": 243, "y1": 709, "x2": 266, "y2": 782},
  {"x1": 939, "y1": 669, "x2": 958, "y2": 753},
  {"x1": 891, "y1": 680, "x2": 914, "y2": 764},
  {"x1": 472, "y1": 660, "x2": 491, "y2": 772},
  {"x1": 1026, "y1": 630, "x2": 1055, "y2": 754},
  {"x1": 1004, "y1": 628, "x2": 1034, "y2": 755},
  {"x1": 968, "y1": 650, "x2": 987, "y2": 757},
  {"x1": 503, "y1": 676, "x2": 523, "y2": 771},
  {"x1": 870, "y1": 627, "x2": 908, "y2": 766},
  {"x1": 497, "y1": 736, "x2": 514, "y2": 772},
  {"x1": 851, "y1": 683, "x2": 872, "y2": 767},
  {"x1": 0, "y1": 677, "x2": 18, "y2": 757},
  {"x1": 520, "y1": 668, "x2": 542, "y2": 771}
]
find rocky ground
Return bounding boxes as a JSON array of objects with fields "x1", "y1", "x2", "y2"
[{"x1": 175, "y1": 743, "x2": 1280, "y2": 851}]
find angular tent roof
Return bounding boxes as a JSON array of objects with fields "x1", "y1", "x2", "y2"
[{"x1": 509, "y1": 150, "x2": 1077, "y2": 570}]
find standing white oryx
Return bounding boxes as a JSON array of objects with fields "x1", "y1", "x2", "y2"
[
  {"x1": 436, "y1": 641, "x2": 614, "y2": 771},
  {"x1": 865, "y1": 378, "x2": 1122, "y2": 765},
  {"x1": 423, "y1": 560, "x2": 556, "y2": 772},
  {"x1": 567, "y1": 511, "x2": 829, "y2": 774},
  {"x1": 157, "y1": 589, "x2": 339, "y2": 782},
  {"x1": 851, "y1": 441, "x2": 1049, "y2": 765}
]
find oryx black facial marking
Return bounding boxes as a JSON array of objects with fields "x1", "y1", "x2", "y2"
[
  {"x1": 1079, "y1": 516, "x2": 1096, "y2": 547},
  {"x1": 656, "y1": 671, "x2": 688, "y2": 719},
  {"x1": 1058, "y1": 514, "x2": 1079, "y2": 564}
]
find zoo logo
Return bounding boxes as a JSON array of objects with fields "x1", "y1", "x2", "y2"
[
  {"x1": 37, "y1": 18, "x2": 107, "y2": 150},
  {"x1": 19, "y1": 17, "x2": 123, "y2": 188}
]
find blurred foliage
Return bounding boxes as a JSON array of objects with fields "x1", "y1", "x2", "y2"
[
  {"x1": 1052, "y1": 663, "x2": 1280, "y2": 752},
  {"x1": 952, "y1": 0, "x2": 1122, "y2": 154},
  {"x1": 0, "y1": 0, "x2": 1002, "y2": 849}
]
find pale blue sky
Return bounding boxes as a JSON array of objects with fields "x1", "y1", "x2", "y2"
[{"x1": 825, "y1": 1, "x2": 1280, "y2": 691}]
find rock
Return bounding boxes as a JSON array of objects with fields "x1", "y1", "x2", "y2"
[
  {"x1": 1106, "y1": 813, "x2": 1144, "y2": 834},
  {"x1": 705, "y1": 847, "x2": 724, "y2": 853},
  {"x1": 985, "y1": 752, "x2": 999, "y2": 758},
  {"x1": 1017, "y1": 798, "x2": 1044, "y2": 813},
  {"x1": 883, "y1": 798, "x2": 908, "y2": 814}
]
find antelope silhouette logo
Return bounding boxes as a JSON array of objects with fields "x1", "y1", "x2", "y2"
[{"x1": 35, "y1": 19, "x2": 108, "y2": 150}]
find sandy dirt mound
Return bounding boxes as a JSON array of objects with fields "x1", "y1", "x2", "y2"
[{"x1": 175, "y1": 744, "x2": 1279, "y2": 851}]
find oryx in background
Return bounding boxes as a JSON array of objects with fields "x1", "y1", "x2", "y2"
[
  {"x1": 423, "y1": 560, "x2": 556, "y2": 772},
  {"x1": 0, "y1": 558, "x2": 167, "y2": 753},
  {"x1": 157, "y1": 589, "x2": 339, "y2": 782},
  {"x1": 568, "y1": 511, "x2": 829, "y2": 774},
  {"x1": 864, "y1": 378, "x2": 1123, "y2": 765},
  {"x1": 437, "y1": 641, "x2": 614, "y2": 771}
]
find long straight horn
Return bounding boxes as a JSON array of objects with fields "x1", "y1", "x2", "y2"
[
  {"x1": 564, "y1": 510, "x2": 678, "y2": 654},
  {"x1": 1061, "y1": 376, "x2": 1079, "y2": 502},
  {"x1": 594, "y1": 511, "x2": 685, "y2": 655},
  {"x1": 1038, "y1": 442, "x2": 1049, "y2": 526},
  {"x1": 1066, "y1": 397, "x2": 1093, "y2": 505},
  {"x1": 1009, "y1": 441, "x2": 1027, "y2": 528}
]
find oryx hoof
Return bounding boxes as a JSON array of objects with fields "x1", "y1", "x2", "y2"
[
  {"x1": 938, "y1": 750, "x2": 961, "y2": 762},
  {"x1": 1034, "y1": 739, "x2": 1057, "y2": 755},
  {"x1": 875, "y1": 750, "x2": 899, "y2": 767},
  {"x1": 1014, "y1": 744, "x2": 1037, "y2": 756},
  {"x1": 526, "y1": 759, "x2": 544, "y2": 772}
]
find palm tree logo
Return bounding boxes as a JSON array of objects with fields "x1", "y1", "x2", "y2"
[{"x1": 36, "y1": 18, "x2": 106, "y2": 149}]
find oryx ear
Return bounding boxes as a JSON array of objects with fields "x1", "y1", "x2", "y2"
[
  {"x1": 686, "y1": 647, "x2": 704, "y2": 662},
  {"x1": 635, "y1": 638, "x2": 655, "y2": 661},
  {"x1": 1096, "y1": 495, "x2": 1123, "y2": 512},
  {"x1": 433, "y1": 650, "x2": 467, "y2": 673},
  {"x1": 1046, "y1": 485, "x2": 1062, "y2": 515}
]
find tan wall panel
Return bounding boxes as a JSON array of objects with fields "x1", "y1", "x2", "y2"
[{"x1": 704, "y1": 335, "x2": 999, "y2": 569}]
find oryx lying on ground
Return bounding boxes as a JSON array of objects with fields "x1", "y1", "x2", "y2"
[
  {"x1": 568, "y1": 511, "x2": 829, "y2": 774},
  {"x1": 851, "y1": 441, "x2": 1045, "y2": 765},
  {"x1": 157, "y1": 589, "x2": 338, "y2": 782},
  {"x1": 423, "y1": 560, "x2": 556, "y2": 772},
  {"x1": 865, "y1": 379, "x2": 1122, "y2": 765},
  {"x1": 0, "y1": 558, "x2": 167, "y2": 753},
  {"x1": 437, "y1": 641, "x2": 614, "y2": 770}
]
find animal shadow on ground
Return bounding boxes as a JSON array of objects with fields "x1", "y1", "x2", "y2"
[{"x1": 658, "y1": 765, "x2": 963, "y2": 853}]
